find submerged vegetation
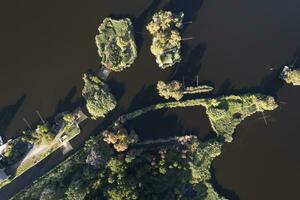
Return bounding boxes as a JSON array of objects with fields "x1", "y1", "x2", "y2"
[
  {"x1": 280, "y1": 66, "x2": 300, "y2": 85},
  {"x1": 147, "y1": 11, "x2": 184, "y2": 69},
  {"x1": 82, "y1": 74, "x2": 117, "y2": 119},
  {"x1": 95, "y1": 18, "x2": 137, "y2": 72},
  {"x1": 157, "y1": 80, "x2": 214, "y2": 100}
]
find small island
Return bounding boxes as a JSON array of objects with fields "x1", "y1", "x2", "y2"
[
  {"x1": 280, "y1": 66, "x2": 300, "y2": 86},
  {"x1": 96, "y1": 18, "x2": 138, "y2": 72},
  {"x1": 147, "y1": 11, "x2": 184, "y2": 69},
  {"x1": 82, "y1": 73, "x2": 117, "y2": 119},
  {"x1": 157, "y1": 80, "x2": 214, "y2": 100}
]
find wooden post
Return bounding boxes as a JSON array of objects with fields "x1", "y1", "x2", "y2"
[
  {"x1": 23, "y1": 118, "x2": 32, "y2": 130},
  {"x1": 183, "y1": 21, "x2": 193, "y2": 25},
  {"x1": 36, "y1": 110, "x2": 46, "y2": 124},
  {"x1": 182, "y1": 37, "x2": 193, "y2": 41},
  {"x1": 261, "y1": 112, "x2": 268, "y2": 126}
]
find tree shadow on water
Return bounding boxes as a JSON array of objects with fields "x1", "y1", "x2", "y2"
[
  {"x1": 133, "y1": 0, "x2": 162, "y2": 51},
  {"x1": 0, "y1": 95, "x2": 26, "y2": 140},
  {"x1": 215, "y1": 67, "x2": 284, "y2": 98},
  {"x1": 107, "y1": 79, "x2": 125, "y2": 101},
  {"x1": 169, "y1": 43, "x2": 207, "y2": 82},
  {"x1": 290, "y1": 44, "x2": 300, "y2": 70},
  {"x1": 54, "y1": 87, "x2": 84, "y2": 115},
  {"x1": 126, "y1": 110, "x2": 185, "y2": 141},
  {"x1": 109, "y1": 0, "x2": 162, "y2": 52},
  {"x1": 163, "y1": 0, "x2": 204, "y2": 28},
  {"x1": 127, "y1": 84, "x2": 162, "y2": 112},
  {"x1": 210, "y1": 166, "x2": 240, "y2": 200}
]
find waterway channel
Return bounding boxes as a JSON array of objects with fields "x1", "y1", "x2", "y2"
[{"x1": 0, "y1": 0, "x2": 300, "y2": 199}]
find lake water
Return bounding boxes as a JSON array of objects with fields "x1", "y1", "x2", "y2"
[{"x1": 0, "y1": 0, "x2": 300, "y2": 199}]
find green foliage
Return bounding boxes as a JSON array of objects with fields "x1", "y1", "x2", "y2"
[
  {"x1": 11, "y1": 135, "x2": 113, "y2": 200},
  {"x1": 96, "y1": 18, "x2": 137, "y2": 72},
  {"x1": 63, "y1": 113, "x2": 75, "y2": 123},
  {"x1": 3, "y1": 143, "x2": 14, "y2": 158},
  {"x1": 82, "y1": 73, "x2": 117, "y2": 119},
  {"x1": 157, "y1": 80, "x2": 184, "y2": 100},
  {"x1": 157, "y1": 80, "x2": 214, "y2": 100},
  {"x1": 204, "y1": 94, "x2": 278, "y2": 142},
  {"x1": 99, "y1": 138, "x2": 226, "y2": 200},
  {"x1": 147, "y1": 11, "x2": 184, "y2": 68},
  {"x1": 32, "y1": 123, "x2": 54, "y2": 143},
  {"x1": 0, "y1": 139, "x2": 31, "y2": 169},
  {"x1": 281, "y1": 66, "x2": 300, "y2": 85},
  {"x1": 11, "y1": 133, "x2": 228, "y2": 200},
  {"x1": 103, "y1": 127, "x2": 138, "y2": 152}
]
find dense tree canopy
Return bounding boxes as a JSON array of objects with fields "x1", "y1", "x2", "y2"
[
  {"x1": 204, "y1": 94, "x2": 278, "y2": 142},
  {"x1": 147, "y1": 11, "x2": 184, "y2": 69},
  {"x1": 103, "y1": 126, "x2": 138, "y2": 152},
  {"x1": 281, "y1": 66, "x2": 300, "y2": 85},
  {"x1": 12, "y1": 135, "x2": 227, "y2": 200},
  {"x1": 32, "y1": 123, "x2": 54, "y2": 143},
  {"x1": 96, "y1": 18, "x2": 137, "y2": 72},
  {"x1": 157, "y1": 80, "x2": 214, "y2": 100},
  {"x1": 82, "y1": 73, "x2": 117, "y2": 119}
]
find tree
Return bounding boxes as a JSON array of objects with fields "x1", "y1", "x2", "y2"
[
  {"x1": 103, "y1": 128, "x2": 138, "y2": 152},
  {"x1": 63, "y1": 113, "x2": 75, "y2": 123},
  {"x1": 157, "y1": 80, "x2": 184, "y2": 100},
  {"x1": 157, "y1": 80, "x2": 214, "y2": 100},
  {"x1": 32, "y1": 123, "x2": 54, "y2": 143},
  {"x1": 82, "y1": 73, "x2": 117, "y2": 119},
  {"x1": 281, "y1": 66, "x2": 300, "y2": 85},
  {"x1": 95, "y1": 18, "x2": 137, "y2": 72},
  {"x1": 147, "y1": 11, "x2": 184, "y2": 68}
]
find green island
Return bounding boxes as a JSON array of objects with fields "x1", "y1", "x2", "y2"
[
  {"x1": 280, "y1": 66, "x2": 300, "y2": 86},
  {"x1": 95, "y1": 18, "x2": 137, "y2": 72},
  {"x1": 82, "y1": 73, "x2": 117, "y2": 119},
  {"x1": 147, "y1": 11, "x2": 184, "y2": 69},
  {"x1": 157, "y1": 80, "x2": 214, "y2": 100},
  {"x1": 5, "y1": 13, "x2": 284, "y2": 200}
]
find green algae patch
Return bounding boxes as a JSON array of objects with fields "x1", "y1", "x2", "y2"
[
  {"x1": 147, "y1": 11, "x2": 184, "y2": 69},
  {"x1": 204, "y1": 94, "x2": 278, "y2": 142},
  {"x1": 96, "y1": 18, "x2": 137, "y2": 72}
]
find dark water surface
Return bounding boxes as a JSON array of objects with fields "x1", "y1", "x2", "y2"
[{"x1": 0, "y1": 0, "x2": 300, "y2": 199}]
